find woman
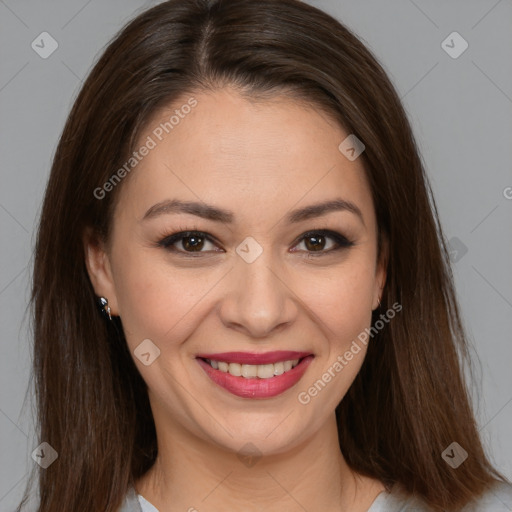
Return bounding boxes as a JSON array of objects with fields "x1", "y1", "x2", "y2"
[{"x1": 17, "y1": 0, "x2": 512, "y2": 511}]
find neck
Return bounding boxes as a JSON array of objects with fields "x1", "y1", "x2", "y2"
[{"x1": 135, "y1": 412, "x2": 385, "y2": 512}]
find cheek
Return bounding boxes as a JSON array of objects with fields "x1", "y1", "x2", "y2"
[
  {"x1": 111, "y1": 247, "x2": 209, "y2": 349},
  {"x1": 112, "y1": 239, "x2": 377, "y2": 352},
  {"x1": 297, "y1": 259, "x2": 376, "y2": 346}
]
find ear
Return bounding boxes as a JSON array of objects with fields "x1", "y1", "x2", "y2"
[
  {"x1": 83, "y1": 227, "x2": 120, "y2": 316},
  {"x1": 372, "y1": 231, "x2": 389, "y2": 310}
]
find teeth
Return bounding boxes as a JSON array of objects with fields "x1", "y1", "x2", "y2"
[
  {"x1": 257, "y1": 364, "x2": 274, "y2": 379},
  {"x1": 241, "y1": 364, "x2": 258, "y2": 378},
  {"x1": 228, "y1": 362, "x2": 242, "y2": 376},
  {"x1": 273, "y1": 362, "x2": 284, "y2": 376},
  {"x1": 207, "y1": 358, "x2": 302, "y2": 378}
]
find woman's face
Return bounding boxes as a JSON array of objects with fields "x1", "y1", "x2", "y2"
[{"x1": 85, "y1": 87, "x2": 386, "y2": 455}]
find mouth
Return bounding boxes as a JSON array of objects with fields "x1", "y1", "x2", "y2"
[
  {"x1": 202, "y1": 357, "x2": 301, "y2": 378},
  {"x1": 195, "y1": 351, "x2": 314, "y2": 399}
]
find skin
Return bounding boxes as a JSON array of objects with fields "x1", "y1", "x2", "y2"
[{"x1": 84, "y1": 87, "x2": 388, "y2": 512}]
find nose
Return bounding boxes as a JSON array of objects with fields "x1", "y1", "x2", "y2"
[{"x1": 218, "y1": 249, "x2": 298, "y2": 339}]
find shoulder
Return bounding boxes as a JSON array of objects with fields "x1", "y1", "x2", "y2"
[
  {"x1": 461, "y1": 481, "x2": 512, "y2": 511},
  {"x1": 118, "y1": 485, "x2": 161, "y2": 512},
  {"x1": 369, "y1": 480, "x2": 512, "y2": 511},
  {"x1": 117, "y1": 485, "x2": 142, "y2": 512}
]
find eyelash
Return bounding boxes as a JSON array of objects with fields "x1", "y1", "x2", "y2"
[{"x1": 156, "y1": 225, "x2": 355, "y2": 258}]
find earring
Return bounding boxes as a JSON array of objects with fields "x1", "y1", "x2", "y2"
[{"x1": 98, "y1": 296, "x2": 112, "y2": 320}]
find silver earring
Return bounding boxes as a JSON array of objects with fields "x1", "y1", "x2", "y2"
[{"x1": 98, "y1": 296, "x2": 112, "y2": 320}]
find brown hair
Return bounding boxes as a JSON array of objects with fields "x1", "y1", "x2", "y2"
[{"x1": 17, "y1": 0, "x2": 507, "y2": 510}]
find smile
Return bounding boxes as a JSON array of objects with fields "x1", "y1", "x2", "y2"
[
  {"x1": 195, "y1": 351, "x2": 314, "y2": 399},
  {"x1": 205, "y1": 358, "x2": 300, "y2": 378}
]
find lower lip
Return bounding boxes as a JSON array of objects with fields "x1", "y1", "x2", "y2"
[{"x1": 197, "y1": 356, "x2": 314, "y2": 399}]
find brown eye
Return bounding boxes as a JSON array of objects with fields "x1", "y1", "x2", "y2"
[
  {"x1": 292, "y1": 230, "x2": 354, "y2": 256},
  {"x1": 181, "y1": 234, "x2": 206, "y2": 252},
  {"x1": 158, "y1": 229, "x2": 354, "y2": 258},
  {"x1": 304, "y1": 234, "x2": 328, "y2": 251},
  {"x1": 158, "y1": 231, "x2": 219, "y2": 254}
]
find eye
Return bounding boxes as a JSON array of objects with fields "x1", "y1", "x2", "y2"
[
  {"x1": 157, "y1": 230, "x2": 221, "y2": 255},
  {"x1": 291, "y1": 229, "x2": 354, "y2": 256},
  {"x1": 156, "y1": 228, "x2": 354, "y2": 257}
]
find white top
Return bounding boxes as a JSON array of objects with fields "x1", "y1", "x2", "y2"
[
  {"x1": 138, "y1": 494, "x2": 159, "y2": 512},
  {"x1": 120, "y1": 480, "x2": 512, "y2": 511},
  {"x1": 367, "y1": 481, "x2": 512, "y2": 511}
]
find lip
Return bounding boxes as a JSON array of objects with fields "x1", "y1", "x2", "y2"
[
  {"x1": 196, "y1": 354, "x2": 314, "y2": 399},
  {"x1": 195, "y1": 350, "x2": 311, "y2": 365}
]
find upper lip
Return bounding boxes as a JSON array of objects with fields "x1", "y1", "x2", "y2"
[{"x1": 196, "y1": 350, "x2": 312, "y2": 365}]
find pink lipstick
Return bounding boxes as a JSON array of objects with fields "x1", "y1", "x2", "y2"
[{"x1": 196, "y1": 351, "x2": 314, "y2": 399}]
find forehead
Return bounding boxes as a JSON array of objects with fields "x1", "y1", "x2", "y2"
[{"x1": 115, "y1": 87, "x2": 375, "y2": 227}]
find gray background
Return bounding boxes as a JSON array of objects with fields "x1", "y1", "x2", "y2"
[{"x1": 1, "y1": 0, "x2": 511, "y2": 509}]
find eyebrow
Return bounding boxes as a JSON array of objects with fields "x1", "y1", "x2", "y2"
[{"x1": 142, "y1": 198, "x2": 364, "y2": 225}]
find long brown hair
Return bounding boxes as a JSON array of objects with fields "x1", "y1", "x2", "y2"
[{"x1": 17, "y1": 0, "x2": 507, "y2": 510}]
